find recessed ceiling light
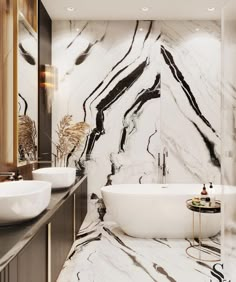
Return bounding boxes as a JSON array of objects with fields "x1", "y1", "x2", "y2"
[
  {"x1": 207, "y1": 7, "x2": 215, "y2": 12},
  {"x1": 66, "y1": 7, "x2": 75, "y2": 12},
  {"x1": 195, "y1": 28, "x2": 200, "y2": 32},
  {"x1": 141, "y1": 7, "x2": 149, "y2": 12},
  {"x1": 139, "y1": 28, "x2": 143, "y2": 31},
  {"x1": 76, "y1": 28, "x2": 79, "y2": 32}
]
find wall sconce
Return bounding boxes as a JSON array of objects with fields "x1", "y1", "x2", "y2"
[{"x1": 39, "y1": 64, "x2": 58, "y2": 113}]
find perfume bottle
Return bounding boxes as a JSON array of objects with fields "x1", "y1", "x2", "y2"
[{"x1": 201, "y1": 184, "x2": 208, "y2": 195}]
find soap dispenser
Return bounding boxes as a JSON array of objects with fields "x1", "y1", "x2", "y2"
[{"x1": 209, "y1": 182, "x2": 215, "y2": 206}]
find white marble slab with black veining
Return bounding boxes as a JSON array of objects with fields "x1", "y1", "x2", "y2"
[
  {"x1": 57, "y1": 219, "x2": 221, "y2": 282},
  {"x1": 52, "y1": 20, "x2": 221, "y2": 208}
]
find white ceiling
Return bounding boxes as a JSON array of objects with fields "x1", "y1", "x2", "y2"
[{"x1": 42, "y1": 0, "x2": 226, "y2": 20}]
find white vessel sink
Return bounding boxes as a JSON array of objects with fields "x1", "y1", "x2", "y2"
[
  {"x1": 32, "y1": 167, "x2": 76, "y2": 189},
  {"x1": 0, "y1": 180, "x2": 51, "y2": 225}
]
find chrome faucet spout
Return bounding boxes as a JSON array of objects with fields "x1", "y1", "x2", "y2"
[
  {"x1": 0, "y1": 171, "x2": 24, "y2": 181},
  {"x1": 157, "y1": 147, "x2": 169, "y2": 184},
  {"x1": 0, "y1": 172, "x2": 16, "y2": 181}
]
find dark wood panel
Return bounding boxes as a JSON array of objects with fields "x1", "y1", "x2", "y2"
[
  {"x1": 75, "y1": 188, "x2": 82, "y2": 235},
  {"x1": 81, "y1": 177, "x2": 88, "y2": 222},
  {"x1": 51, "y1": 196, "x2": 74, "y2": 282},
  {"x1": 8, "y1": 258, "x2": 18, "y2": 282},
  {"x1": 0, "y1": 257, "x2": 17, "y2": 282},
  {"x1": 17, "y1": 226, "x2": 47, "y2": 282},
  {"x1": 17, "y1": 162, "x2": 38, "y2": 180},
  {"x1": 75, "y1": 177, "x2": 88, "y2": 235},
  {"x1": 0, "y1": 268, "x2": 6, "y2": 282}
]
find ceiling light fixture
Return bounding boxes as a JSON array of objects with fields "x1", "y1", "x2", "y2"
[
  {"x1": 195, "y1": 28, "x2": 200, "y2": 32},
  {"x1": 66, "y1": 7, "x2": 75, "y2": 12},
  {"x1": 141, "y1": 7, "x2": 149, "y2": 12},
  {"x1": 207, "y1": 7, "x2": 215, "y2": 12},
  {"x1": 139, "y1": 28, "x2": 143, "y2": 31}
]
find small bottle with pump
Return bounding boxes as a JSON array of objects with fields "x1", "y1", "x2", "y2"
[
  {"x1": 209, "y1": 182, "x2": 215, "y2": 207},
  {"x1": 201, "y1": 184, "x2": 208, "y2": 196}
]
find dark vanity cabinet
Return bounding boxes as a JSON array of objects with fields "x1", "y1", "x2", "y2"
[
  {"x1": 50, "y1": 177, "x2": 87, "y2": 281},
  {"x1": 0, "y1": 258, "x2": 17, "y2": 282},
  {"x1": 51, "y1": 196, "x2": 74, "y2": 282},
  {"x1": 0, "y1": 176, "x2": 87, "y2": 282},
  {"x1": 17, "y1": 227, "x2": 48, "y2": 282},
  {"x1": 0, "y1": 227, "x2": 47, "y2": 282},
  {"x1": 75, "y1": 177, "x2": 88, "y2": 235}
]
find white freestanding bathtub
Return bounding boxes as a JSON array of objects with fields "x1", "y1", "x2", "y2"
[{"x1": 101, "y1": 184, "x2": 225, "y2": 239}]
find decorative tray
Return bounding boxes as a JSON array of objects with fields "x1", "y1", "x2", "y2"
[{"x1": 186, "y1": 199, "x2": 221, "y2": 213}]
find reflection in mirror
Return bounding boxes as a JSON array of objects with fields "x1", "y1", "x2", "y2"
[
  {"x1": 0, "y1": 0, "x2": 14, "y2": 166},
  {"x1": 18, "y1": 16, "x2": 38, "y2": 162}
]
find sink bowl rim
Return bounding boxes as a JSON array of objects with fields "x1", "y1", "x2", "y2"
[
  {"x1": 32, "y1": 167, "x2": 76, "y2": 174},
  {"x1": 0, "y1": 180, "x2": 52, "y2": 198}
]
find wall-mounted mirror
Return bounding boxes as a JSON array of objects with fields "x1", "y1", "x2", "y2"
[{"x1": 17, "y1": 11, "x2": 38, "y2": 163}]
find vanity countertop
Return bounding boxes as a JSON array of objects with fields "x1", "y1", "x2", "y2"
[{"x1": 0, "y1": 175, "x2": 86, "y2": 272}]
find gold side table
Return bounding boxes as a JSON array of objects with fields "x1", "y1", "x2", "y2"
[{"x1": 186, "y1": 199, "x2": 221, "y2": 262}]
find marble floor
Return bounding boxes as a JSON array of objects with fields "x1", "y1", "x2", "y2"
[{"x1": 57, "y1": 219, "x2": 221, "y2": 282}]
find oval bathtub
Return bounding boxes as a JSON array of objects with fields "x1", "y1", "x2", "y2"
[{"x1": 101, "y1": 184, "x2": 226, "y2": 239}]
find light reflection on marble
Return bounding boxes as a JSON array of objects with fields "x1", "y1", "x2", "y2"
[{"x1": 57, "y1": 219, "x2": 221, "y2": 282}]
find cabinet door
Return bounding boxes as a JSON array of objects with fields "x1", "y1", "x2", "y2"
[
  {"x1": 0, "y1": 268, "x2": 7, "y2": 282},
  {"x1": 17, "y1": 226, "x2": 47, "y2": 282},
  {"x1": 0, "y1": 231, "x2": 45, "y2": 282},
  {"x1": 75, "y1": 177, "x2": 88, "y2": 235},
  {"x1": 51, "y1": 195, "x2": 74, "y2": 282},
  {"x1": 8, "y1": 258, "x2": 17, "y2": 282}
]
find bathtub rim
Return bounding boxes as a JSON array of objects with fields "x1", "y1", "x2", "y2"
[{"x1": 100, "y1": 183, "x2": 231, "y2": 196}]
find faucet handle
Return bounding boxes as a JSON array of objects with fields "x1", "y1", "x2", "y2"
[
  {"x1": 17, "y1": 174, "x2": 23, "y2": 181},
  {"x1": 163, "y1": 147, "x2": 168, "y2": 157},
  {"x1": 8, "y1": 175, "x2": 15, "y2": 181},
  {"x1": 158, "y1": 153, "x2": 161, "y2": 166}
]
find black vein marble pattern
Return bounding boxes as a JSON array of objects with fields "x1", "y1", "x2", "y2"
[
  {"x1": 52, "y1": 20, "x2": 221, "y2": 200},
  {"x1": 18, "y1": 93, "x2": 28, "y2": 115},
  {"x1": 160, "y1": 45, "x2": 216, "y2": 135},
  {"x1": 57, "y1": 220, "x2": 221, "y2": 282},
  {"x1": 19, "y1": 43, "x2": 36, "y2": 65}
]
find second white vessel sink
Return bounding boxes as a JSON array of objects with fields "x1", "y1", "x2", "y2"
[
  {"x1": 0, "y1": 180, "x2": 51, "y2": 225},
  {"x1": 32, "y1": 167, "x2": 76, "y2": 189}
]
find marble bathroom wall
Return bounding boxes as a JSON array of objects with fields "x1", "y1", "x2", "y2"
[
  {"x1": 160, "y1": 21, "x2": 221, "y2": 184},
  {"x1": 52, "y1": 20, "x2": 221, "y2": 200},
  {"x1": 222, "y1": 0, "x2": 236, "y2": 279}
]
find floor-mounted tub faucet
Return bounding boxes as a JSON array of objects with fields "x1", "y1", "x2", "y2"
[
  {"x1": 162, "y1": 147, "x2": 168, "y2": 184},
  {"x1": 158, "y1": 147, "x2": 169, "y2": 184}
]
